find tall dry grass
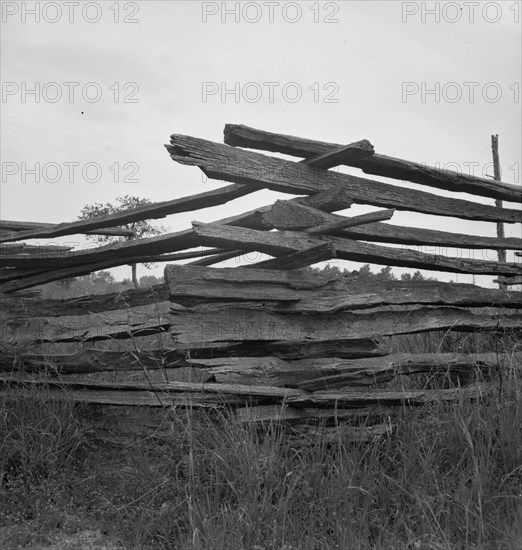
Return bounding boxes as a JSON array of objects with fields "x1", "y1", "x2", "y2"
[{"x1": 1, "y1": 332, "x2": 521, "y2": 550}]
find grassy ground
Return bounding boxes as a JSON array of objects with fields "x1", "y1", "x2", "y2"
[{"x1": 1, "y1": 336, "x2": 521, "y2": 550}]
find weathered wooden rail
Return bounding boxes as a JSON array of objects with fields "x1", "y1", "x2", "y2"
[{"x1": 1, "y1": 123, "x2": 521, "y2": 439}]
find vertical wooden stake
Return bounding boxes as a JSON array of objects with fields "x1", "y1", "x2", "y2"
[{"x1": 491, "y1": 134, "x2": 507, "y2": 290}]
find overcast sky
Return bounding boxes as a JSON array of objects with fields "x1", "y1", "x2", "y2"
[{"x1": 1, "y1": 0, "x2": 521, "y2": 285}]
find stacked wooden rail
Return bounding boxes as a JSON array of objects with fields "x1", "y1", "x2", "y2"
[
  {"x1": 1, "y1": 124, "x2": 521, "y2": 292},
  {"x1": 1, "y1": 267, "x2": 521, "y2": 439},
  {"x1": 1, "y1": 124, "x2": 521, "y2": 439}
]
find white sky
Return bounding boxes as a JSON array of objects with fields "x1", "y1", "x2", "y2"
[{"x1": 1, "y1": 0, "x2": 521, "y2": 285}]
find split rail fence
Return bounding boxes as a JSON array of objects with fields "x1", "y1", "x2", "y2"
[{"x1": 1, "y1": 124, "x2": 521, "y2": 440}]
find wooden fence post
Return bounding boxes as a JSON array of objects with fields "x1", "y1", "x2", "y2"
[{"x1": 491, "y1": 134, "x2": 507, "y2": 290}]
